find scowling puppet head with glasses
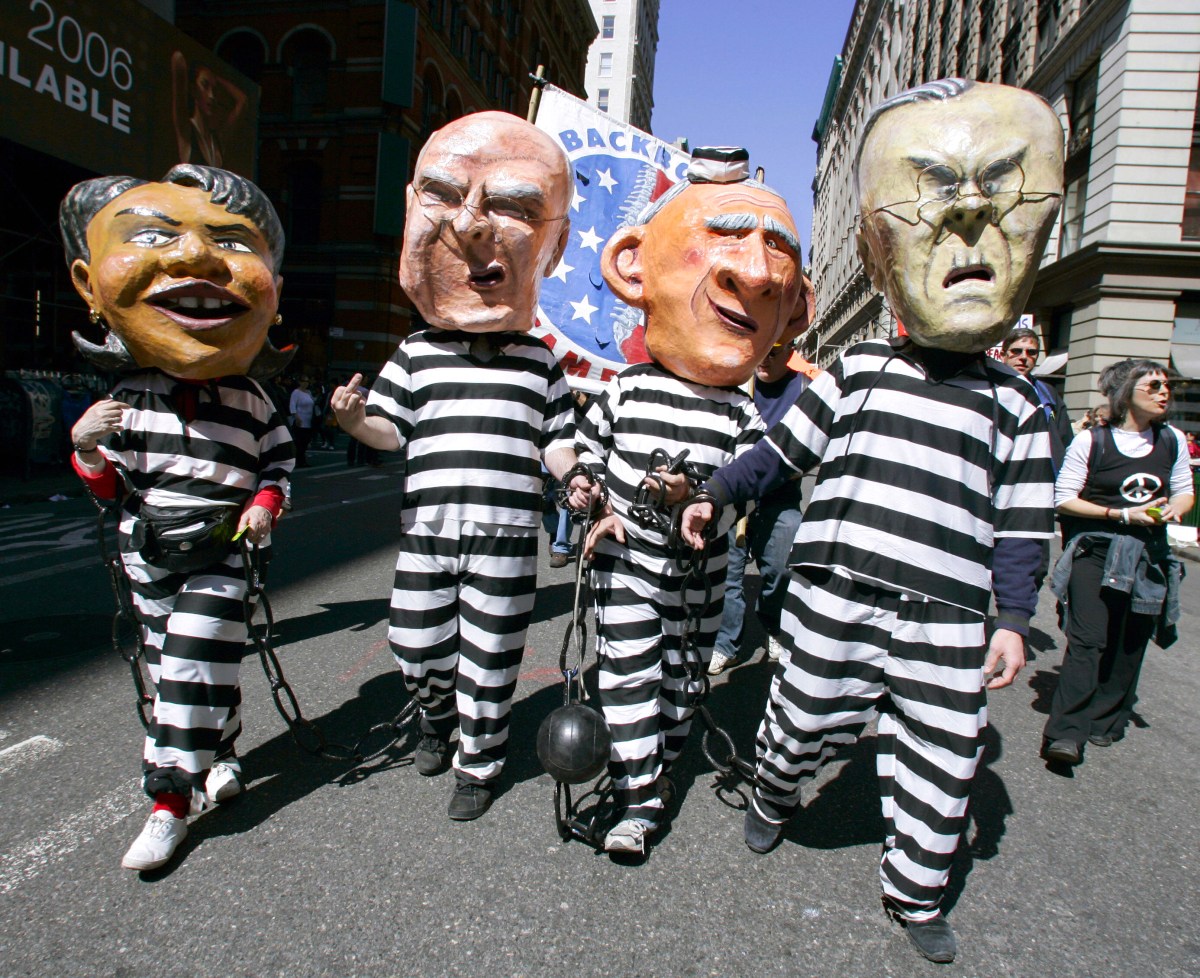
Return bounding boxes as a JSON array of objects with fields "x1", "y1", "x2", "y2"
[
  {"x1": 855, "y1": 79, "x2": 1064, "y2": 353},
  {"x1": 399, "y1": 111, "x2": 573, "y2": 333}
]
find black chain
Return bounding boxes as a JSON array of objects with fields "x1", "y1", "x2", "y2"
[
  {"x1": 630, "y1": 471, "x2": 758, "y2": 785},
  {"x1": 546, "y1": 465, "x2": 618, "y2": 847},
  {"x1": 629, "y1": 448, "x2": 698, "y2": 535},
  {"x1": 88, "y1": 490, "x2": 154, "y2": 730},
  {"x1": 238, "y1": 539, "x2": 420, "y2": 763}
]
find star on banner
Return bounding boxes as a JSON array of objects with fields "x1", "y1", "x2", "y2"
[
  {"x1": 571, "y1": 188, "x2": 586, "y2": 212},
  {"x1": 570, "y1": 295, "x2": 599, "y2": 324},
  {"x1": 577, "y1": 226, "x2": 603, "y2": 252},
  {"x1": 551, "y1": 258, "x2": 575, "y2": 283},
  {"x1": 597, "y1": 168, "x2": 618, "y2": 193}
]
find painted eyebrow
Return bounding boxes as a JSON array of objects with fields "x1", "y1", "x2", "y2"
[
  {"x1": 115, "y1": 207, "x2": 182, "y2": 226},
  {"x1": 705, "y1": 213, "x2": 759, "y2": 233},
  {"x1": 206, "y1": 223, "x2": 257, "y2": 235},
  {"x1": 487, "y1": 183, "x2": 547, "y2": 203},
  {"x1": 763, "y1": 216, "x2": 801, "y2": 256}
]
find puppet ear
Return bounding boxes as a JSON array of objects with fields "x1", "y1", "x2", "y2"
[
  {"x1": 855, "y1": 224, "x2": 886, "y2": 293},
  {"x1": 600, "y1": 225, "x2": 647, "y2": 307},
  {"x1": 543, "y1": 217, "x2": 571, "y2": 278},
  {"x1": 70, "y1": 259, "x2": 96, "y2": 308},
  {"x1": 783, "y1": 273, "x2": 814, "y2": 341}
]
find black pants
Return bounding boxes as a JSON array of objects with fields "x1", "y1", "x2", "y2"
[{"x1": 1044, "y1": 542, "x2": 1154, "y2": 745}]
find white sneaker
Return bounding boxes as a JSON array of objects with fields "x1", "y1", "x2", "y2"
[
  {"x1": 205, "y1": 760, "x2": 244, "y2": 805},
  {"x1": 767, "y1": 635, "x2": 784, "y2": 662},
  {"x1": 708, "y1": 650, "x2": 737, "y2": 676},
  {"x1": 121, "y1": 810, "x2": 187, "y2": 871},
  {"x1": 604, "y1": 818, "x2": 649, "y2": 854}
]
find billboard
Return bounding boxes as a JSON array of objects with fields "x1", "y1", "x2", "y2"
[{"x1": 0, "y1": 0, "x2": 258, "y2": 179}]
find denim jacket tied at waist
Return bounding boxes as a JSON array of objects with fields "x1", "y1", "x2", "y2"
[{"x1": 1050, "y1": 530, "x2": 1183, "y2": 649}]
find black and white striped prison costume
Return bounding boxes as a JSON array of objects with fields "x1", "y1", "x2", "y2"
[
  {"x1": 706, "y1": 339, "x2": 1053, "y2": 919},
  {"x1": 366, "y1": 329, "x2": 575, "y2": 784},
  {"x1": 96, "y1": 372, "x2": 294, "y2": 799},
  {"x1": 576, "y1": 362, "x2": 765, "y2": 827}
]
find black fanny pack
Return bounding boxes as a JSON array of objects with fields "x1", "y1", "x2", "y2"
[{"x1": 130, "y1": 502, "x2": 240, "y2": 574}]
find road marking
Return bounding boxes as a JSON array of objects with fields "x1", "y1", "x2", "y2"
[
  {"x1": 0, "y1": 735, "x2": 64, "y2": 775},
  {"x1": 338, "y1": 639, "x2": 389, "y2": 683},
  {"x1": 0, "y1": 779, "x2": 143, "y2": 894}
]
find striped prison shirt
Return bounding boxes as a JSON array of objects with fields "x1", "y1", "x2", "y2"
[
  {"x1": 366, "y1": 328, "x2": 576, "y2": 528},
  {"x1": 576, "y1": 361, "x2": 766, "y2": 572},
  {"x1": 707, "y1": 339, "x2": 1054, "y2": 623},
  {"x1": 98, "y1": 372, "x2": 294, "y2": 510}
]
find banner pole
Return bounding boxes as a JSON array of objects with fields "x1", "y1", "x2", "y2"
[{"x1": 527, "y1": 65, "x2": 547, "y2": 123}]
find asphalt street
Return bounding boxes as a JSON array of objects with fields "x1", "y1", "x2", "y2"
[{"x1": 1, "y1": 450, "x2": 1198, "y2": 978}]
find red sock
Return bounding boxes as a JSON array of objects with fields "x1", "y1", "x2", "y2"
[{"x1": 152, "y1": 792, "x2": 188, "y2": 820}]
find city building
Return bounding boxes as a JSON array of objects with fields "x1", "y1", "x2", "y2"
[
  {"x1": 581, "y1": 0, "x2": 660, "y2": 129},
  {"x1": 807, "y1": 0, "x2": 1200, "y2": 425},
  {"x1": 176, "y1": 0, "x2": 597, "y2": 378}
]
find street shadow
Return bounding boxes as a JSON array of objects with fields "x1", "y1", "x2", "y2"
[
  {"x1": 139, "y1": 668, "x2": 418, "y2": 881},
  {"x1": 1025, "y1": 623, "x2": 1060, "y2": 661},
  {"x1": 942, "y1": 724, "x2": 1011, "y2": 914},
  {"x1": 1029, "y1": 667, "x2": 1060, "y2": 715},
  {"x1": 530, "y1": 579, "x2": 576, "y2": 625},
  {"x1": 269, "y1": 598, "x2": 390, "y2": 647}
]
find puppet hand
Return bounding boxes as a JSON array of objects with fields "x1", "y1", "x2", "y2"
[
  {"x1": 567, "y1": 474, "x2": 593, "y2": 512},
  {"x1": 583, "y1": 513, "x2": 625, "y2": 560},
  {"x1": 331, "y1": 373, "x2": 368, "y2": 434},
  {"x1": 71, "y1": 398, "x2": 129, "y2": 451},
  {"x1": 679, "y1": 501, "x2": 715, "y2": 550},
  {"x1": 647, "y1": 467, "x2": 691, "y2": 506},
  {"x1": 237, "y1": 505, "x2": 273, "y2": 545},
  {"x1": 984, "y1": 628, "x2": 1026, "y2": 690}
]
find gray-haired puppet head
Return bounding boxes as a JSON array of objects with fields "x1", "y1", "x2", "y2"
[
  {"x1": 60, "y1": 164, "x2": 293, "y2": 380},
  {"x1": 854, "y1": 79, "x2": 1064, "y2": 353},
  {"x1": 600, "y1": 147, "x2": 810, "y2": 387}
]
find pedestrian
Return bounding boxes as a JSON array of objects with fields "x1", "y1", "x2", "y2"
[
  {"x1": 1042, "y1": 360, "x2": 1191, "y2": 764},
  {"x1": 1000, "y1": 326, "x2": 1073, "y2": 470},
  {"x1": 708, "y1": 332, "x2": 811, "y2": 676},
  {"x1": 681, "y1": 79, "x2": 1063, "y2": 963},
  {"x1": 332, "y1": 112, "x2": 588, "y2": 821},
  {"x1": 578, "y1": 147, "x2": 808, "y2": 855},
  {"x1": 61, "y1": 164, "x2": 294, "y2": 872},
  {"x1": 289, "y1": 375, "x2": 315, "y2": 466}
]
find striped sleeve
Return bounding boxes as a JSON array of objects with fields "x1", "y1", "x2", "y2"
[
  {"x1": 764, "y1": 355, "x2": 842, "y2": 474},
  {"x1": 366, "y1": 344, "x2": 415, "y2": 451},
  {"x1": 539, "y1": 350, "x2": 577, "y2": 456},
  {"x1": 993, "y1": 389, "x2": 1055, "y2": 539}
]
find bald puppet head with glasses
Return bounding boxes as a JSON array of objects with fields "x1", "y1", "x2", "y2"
[
  {"x1": 854, "y1": 79, "x2": 1064, "y2": 353},
  {"x1": 399, "y1": 111, "x2": 572, "y2": 334}
]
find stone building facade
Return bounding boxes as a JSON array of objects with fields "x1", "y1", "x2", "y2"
[
  {"x1": 807, "y1": 0, "x2": 1200, "y2": 425},
  {"x1": 581, "y1": 0, "x2": 660, "y2": 129}
]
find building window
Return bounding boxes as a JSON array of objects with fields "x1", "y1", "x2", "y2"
[
  {"x1": 282, "y1": 29, "x2": 332, "y2": 119},
  {"x1": 1185, "y1": 91, "x2": 1200, "y2": 239},
  {"x1": 1060, "y1": 61, "x2": 1098, "y2": 257},
  {"x1": 599, "y1": 52, "x2": 613, "y2": 77},
  {"x1": 597, "y1": 88, "x2": 609, "y2": 112},
  {"x1": 602, "y1": 16, "x2": 615, "y2": 39}
]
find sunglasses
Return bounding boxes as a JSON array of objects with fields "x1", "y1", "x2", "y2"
[{"x1": 1137, "y1": 380, "x2": 1171, "y2": 394}]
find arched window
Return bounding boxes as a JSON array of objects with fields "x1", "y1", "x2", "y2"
[
  {"x1": 445, "y1": 88, "x2": 464, "y2": 123},
  {"x1": 216, "y1": 30, "x2": 266, "y2": 84},
  {"x1": 420, "y1": 65, "x2": 445, "y2": 138},
  {"x1": 281, "y1": 28, "x2": 332, "y2": 118}
]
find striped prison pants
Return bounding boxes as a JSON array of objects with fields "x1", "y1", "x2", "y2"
[
  {"x1": 388, "y1": 519, "x2": 538, "y2": 784},
  {"x1": 591, "y1": 546, "x2": 727, "y2": 826},
  {"x1": 120, "y1": 522, "x2": 259, "y2": 798},
  {"x1": 755, "y1": 568, "x2": 988, "y2": 920}
]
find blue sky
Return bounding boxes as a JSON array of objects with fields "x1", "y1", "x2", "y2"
[{"x1": 650, "y1": 1, "x2": 856, "y2": 264}]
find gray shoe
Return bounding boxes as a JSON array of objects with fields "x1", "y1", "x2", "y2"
[
  {"x1": 415, "y1": 734, "x2": 452, "y2": 776},
  {"x1": 1045, "y1": 739, "x2": 1081, "y2": 764},
  {"x1": 448, "y1": 778, "x2": 493, "y2": 820},
  {"x1": 903, "y1": 914, "x2": 957, "y2": 963}
]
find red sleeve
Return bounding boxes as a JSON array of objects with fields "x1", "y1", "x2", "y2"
[
  {"x1": 250, "y1": 484, "x2": 284, "y2": 522},
  {"x1": 71, "y1": 452, "x2": 119, "y2": 500}
]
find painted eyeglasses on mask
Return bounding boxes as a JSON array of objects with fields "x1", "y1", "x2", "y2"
[{"x1": 864, "y1": 158, "x2": 1062, "y2": 229}]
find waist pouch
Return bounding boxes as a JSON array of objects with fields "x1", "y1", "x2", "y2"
[{"x1": 130, "y1": 503, "x2": 240, "y2": 574}]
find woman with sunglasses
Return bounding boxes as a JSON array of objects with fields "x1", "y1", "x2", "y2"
[{"x1": 1043, "y1": 360, "x2": 1192, "y2": 764}]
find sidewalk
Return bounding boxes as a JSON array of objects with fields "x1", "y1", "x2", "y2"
[{"x1": 0, "y1": 463, "x2": 84, "y2": 508}]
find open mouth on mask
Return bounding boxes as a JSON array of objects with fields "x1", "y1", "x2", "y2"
[
  {"x1": 943, "y1": 264, "x2": 995, "y2": 289},
  {"x1": 710, "y1": 297, "x2": 758, "y2": 333},
  {"x1": 148, "y1": 282, "x2": 250, "y2": 328}
]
